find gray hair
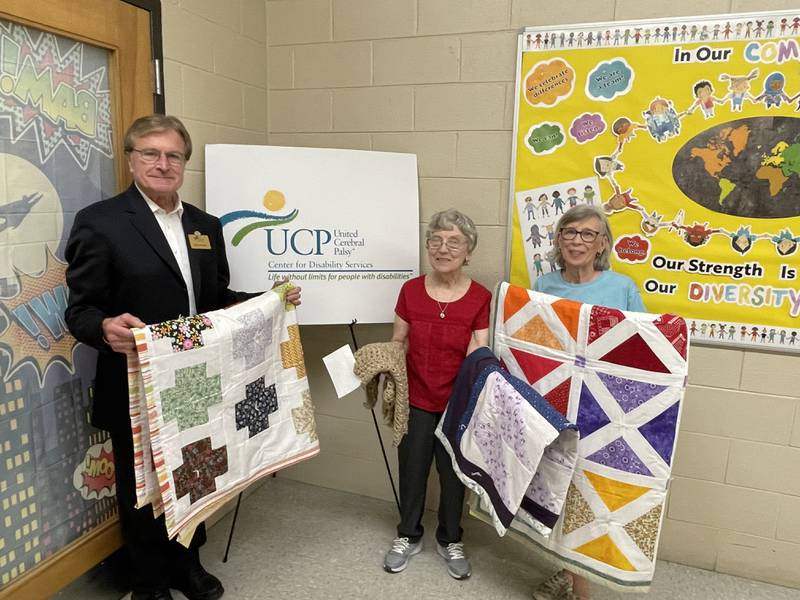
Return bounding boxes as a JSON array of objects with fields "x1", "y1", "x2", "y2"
[
  {"x1": 546, "y1": 204, "x2": 613, "y2": 271},
  {"x1": 124, "y1": 114, "x2": 193, "y2": 160},
  {"x1": 426, "y1": 209, "x2": 478, "y2": 252}
]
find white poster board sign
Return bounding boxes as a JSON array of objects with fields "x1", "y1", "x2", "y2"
[{"x1": 206, "y1": 145, "x2": 419, "y2": 325}]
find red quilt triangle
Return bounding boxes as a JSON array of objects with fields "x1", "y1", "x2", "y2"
[
  {"x1": 544, "y1": 377, "x2": 571, "y2": 416},
  {"x1": 510, "y1": 347, "x2": 563, "y2": 384},
  {"x1": 599, "y1": 332, "x2": 670, "y2": 373},
  {"x1": 588, "y1": 305, "x2": 626, "y2": 344},
  {"x1": 653, "y1": 314, "x2": 688, "y2": 359}
]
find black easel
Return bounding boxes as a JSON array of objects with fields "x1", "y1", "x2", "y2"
[
  {"x1": 222, "y1": 492, "x2": 242, "y2": 563},
  {"x1": 222, "y1": 476, "x2": 277, "y2": 563},
  {"x1": 348, "y1": 319, "x2": 401, "y2": 514}
]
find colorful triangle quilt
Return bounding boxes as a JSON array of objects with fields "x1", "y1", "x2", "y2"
[{"x1": 472, "y1": 282, "x2": 689, "y2": 593}]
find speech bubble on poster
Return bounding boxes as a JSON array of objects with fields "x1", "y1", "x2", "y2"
[
  {"x1": 525, "y1": 122, "x2": 566, "y2": 155},
  {"x1": 73, "y1": 439, "x2": 116, "y2": 499},
  {"x1": 524, "y1": 58, "x2": 575, "y2": 107},
  {"x1": 569, "y1": 113, "x2": 606, "y2": 144},
  {"x1": 586, "y1": 58, "x2": 634, "y2": 101},
  {"x1": 614, "y1": 235, "x2": 650, "y2": 263}
]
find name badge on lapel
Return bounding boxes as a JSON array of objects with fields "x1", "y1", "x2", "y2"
[{"x1": 188, "y1": 231, "x2": 211, "y2": 250}]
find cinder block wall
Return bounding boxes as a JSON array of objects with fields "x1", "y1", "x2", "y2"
[
  {"x1": 161, "y1": 0, "x2": 270, "y2": 208},
  {"x1": 162, "y1": 0, "x2": 800, "y2": 589}
]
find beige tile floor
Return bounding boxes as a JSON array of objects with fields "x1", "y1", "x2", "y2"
[{"x1": 57, "y1": 476, "x2": 800, "y2": 600}]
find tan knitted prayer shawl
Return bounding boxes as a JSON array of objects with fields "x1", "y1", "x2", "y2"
[{"x1": 353, "y1": 341, "x2": 409, "y2": 446}]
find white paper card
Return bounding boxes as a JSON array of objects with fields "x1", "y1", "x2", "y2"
[{"x1": 322, "y1": 344, "x2": 361, "y2": 398}]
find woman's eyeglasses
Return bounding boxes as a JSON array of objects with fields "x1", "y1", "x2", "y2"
[
  {"x1": 427, "y1": 236, "x2": 467, "y2": 251},
  {"x1": 560, "y1": 227, "x2": 601, "y2": 242}
]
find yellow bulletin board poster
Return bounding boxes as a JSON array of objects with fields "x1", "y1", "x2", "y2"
[{"x1": 507, "y1": 12, "x2": 800, "y2": 352}]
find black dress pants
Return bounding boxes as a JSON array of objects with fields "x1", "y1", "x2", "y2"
[
  {"x1": 397, "y1": 405, "x2": 465, "y2": 546},
  {"x1": 110, "y1": 423, "x2": 206, "y2": 593}
]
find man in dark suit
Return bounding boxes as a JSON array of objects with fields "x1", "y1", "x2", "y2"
[{"x1": 65, "y1": 114, "x2": 299, "y2": 600}]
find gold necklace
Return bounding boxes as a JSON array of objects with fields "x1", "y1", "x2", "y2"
[
  {"x1": 435, "y1": 288, "x2": 459, "y2": 319},
  {"x1": 436, "y1": 298, "x2": 449, "y2": 319},
  {"x1": 430, "y1": 276, "x2": 463, "y2": 319}
]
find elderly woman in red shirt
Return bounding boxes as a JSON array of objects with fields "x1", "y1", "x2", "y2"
[{"x1": 383, "y1": 209, "x2": 491, "y2": 581}]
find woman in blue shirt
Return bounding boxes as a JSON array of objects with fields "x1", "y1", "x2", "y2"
[
  {"x1": 532, "y1": 204, "x2": 644, "y2": 600},
  {"x1": 533, "y1": 205, "x2": 644, "y2": 311}
]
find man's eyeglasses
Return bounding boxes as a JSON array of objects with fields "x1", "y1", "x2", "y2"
[
  {"x1": 130, "y1": 148, "x2": 186, "y2": 167},
  {"x1": 427, "y1": 236, "x2": 467, "y2": 251},
  {"x1": 560, "y1": 227, "x2": 601, "y2": 243}
]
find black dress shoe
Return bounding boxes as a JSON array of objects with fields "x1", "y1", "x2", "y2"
[
  {"x1": 170, "y1": 563, "x2": 224, "y2": 600},
  {"x1": 131, "y1": 589, "x2": 174, "y2": 600}
]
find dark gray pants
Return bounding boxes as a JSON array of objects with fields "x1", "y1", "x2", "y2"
[{"x1": 397, "y1": 405, "x2": 465, "y2": 546}]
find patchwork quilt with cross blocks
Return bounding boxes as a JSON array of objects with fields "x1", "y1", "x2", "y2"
[
  {"x1": 469, "y1": 282, "x2": 688, "y2": 592},
  {"x1": 127, "y1": 285, "x2": 319, "y2": 539}
]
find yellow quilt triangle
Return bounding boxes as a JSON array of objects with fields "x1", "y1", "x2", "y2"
[
  {"x1": 574, "y1": 534, "x2": 636, "y2": 571},
  {"x1": 584, "y1": 470, "x2": 650, "y2": 512},
  {"x1": 511, "y1": 314, "x2": 564, "y2": 350}
]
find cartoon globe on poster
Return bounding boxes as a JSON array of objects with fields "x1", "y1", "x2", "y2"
[{"x1": 673, "y1": 116, "x2": 800, "y2": 219}]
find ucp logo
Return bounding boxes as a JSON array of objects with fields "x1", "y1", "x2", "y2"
[
  {"x1": 219, "y1": 189, "x2": 332, "y2": 255},
  {"x1": 220, "y1": 189, "x2": 299, "y2": 246},
  {"x1": 265, "y1": 228, "x2": 332, "y2": 256}
]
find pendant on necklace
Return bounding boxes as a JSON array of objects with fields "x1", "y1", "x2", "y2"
[{"x1": 439, "y1": 311, "x2": 445, "y2": 319}]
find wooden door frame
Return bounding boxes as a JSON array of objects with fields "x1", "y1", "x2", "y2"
[
  {"x1": 124, "y1": 0, "x2": 165, "y2": 114},
  {"x1": 0, "y1": 2, "x2": 165, "y2": 598}
]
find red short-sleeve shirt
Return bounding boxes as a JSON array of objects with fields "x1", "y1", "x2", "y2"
[{"x1": 395, "y1": 276, "x2": 491, "y2": 413}]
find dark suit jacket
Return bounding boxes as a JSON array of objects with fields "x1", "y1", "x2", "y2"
[{"x1": 65, "y1": 184, "x2": 254, "y2": 431}]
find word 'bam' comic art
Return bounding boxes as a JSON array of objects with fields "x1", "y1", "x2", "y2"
[{"x1": 509, "y1": 11, "x2": 800, "y2": 352}]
